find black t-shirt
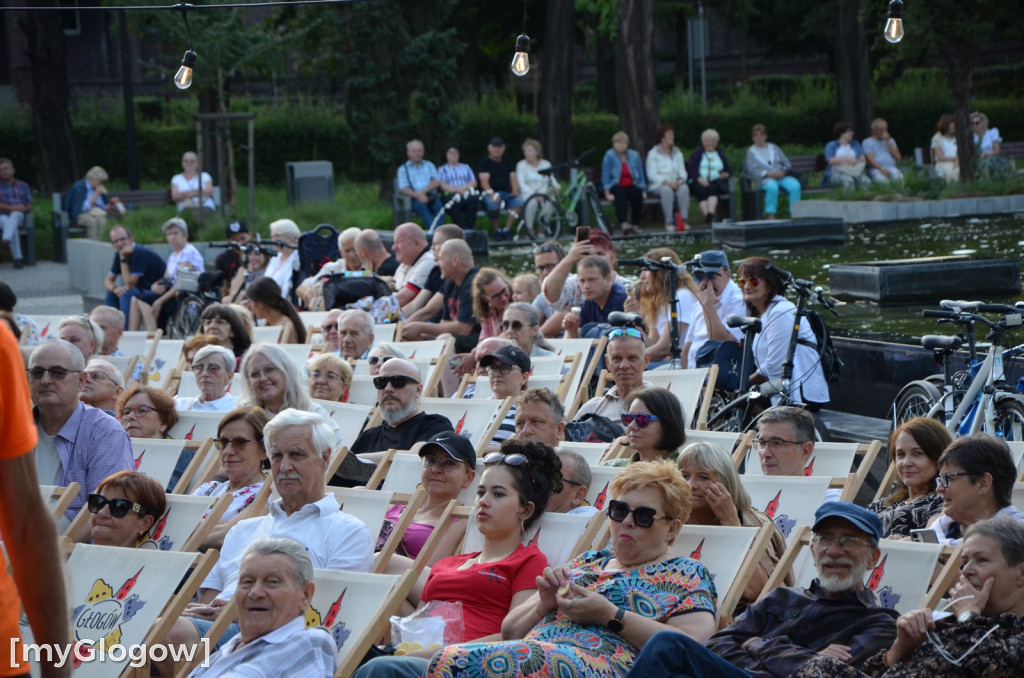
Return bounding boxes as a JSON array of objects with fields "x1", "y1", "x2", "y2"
[
  {"x1": 376, "y1": 253, "x2": 399, "y2": 277},
  {"x1": 478, "y1": 157, "x2": 515, "y2": 192},
  {"x1": 441, "y1": 267, "x2": 479, "y2": 325},
  {"x1": 424, "y1": 265, "x2": 443, "y2": 294},
  {"x1": 350, "y1": 412, "x2": 454, "y2": 454}
]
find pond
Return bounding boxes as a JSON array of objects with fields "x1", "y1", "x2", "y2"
[{"x1": 486, "y1": 215, "x2": 1024, "y2": 345}]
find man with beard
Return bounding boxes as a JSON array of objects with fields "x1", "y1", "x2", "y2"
[
  {"x1": 623, "y1": 502, "x2": 898, "y2": 678},
  {"x1": 331, "y1": 358, "x2": 453, "y2": 486}
]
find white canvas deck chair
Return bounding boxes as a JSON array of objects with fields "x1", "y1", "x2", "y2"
[
  {"x1": 594, "y1": 366, "x2": 718, "y2": 431},
  {"x1": 557, "y1": 441, "x2": 613, "y2": 466},
  {"x1": 760, "y1": 526, "x2": 964, "y2": 615},
  {"x1": 167, "y1": 411, "x2": 222, "y2": 444},
  {"x1": 277, "y1": 343, "x2": 317, "y2": 374},
  {"x1": 174, "y1": 370, "x2": 244, "y2": 400},
  {"x1": 457, "y1": 373, "x2": 563, "y2": 401},
  {"x1": 417, "y1": 397, "x2": 512, "y2": 454},
  {"x1": 685, "y1": 429, "x2": 756, "y2": 459},
  {"x1": 389, "y1": 338, "x2": 452, "y2": 363},
  {"x1": 299, "y1": 310, "x2": 331, "y2": 334},
  {"x1": 549, "y1": 337, "x2": 607, "y2": 419},
  {"x1": 462, "y1": 509, "x2": 607, "y2": 568},
  {"x1": 101, "y1": 354, "x2": 139, "y2": 384},
  {"x1": 117, "y1": 330, "x2": 158, "y2": 365},
  {"x1": 310, "y1": 398, "x2": 374, "y2": 451},
  {"x1": 582, "y1": 464, "x2": 626, "y2": 513},
  {"x1": 40, "y1": 482, "x2": 81, "y2": 523},
  {"x1": 251, "y1": 325, "x2": 284, "y2": 344},
  {"x1": 738, "y1": 439, "x2": 882, "y2": 503},
  {"x1": 130, "y1": 437, "x2": 213, "y2": 494},
  {"x1": 1013, "y1": 481, "x2": 1024, "y2": 510},
  {"x1": 373, "y1": 322, "x2": 400, "y2": 345},
  {"x1": 371, "y1": 451, "x2": 480, "y2": 506},
  {"x1": 742, "y1": 475, "x2": 833, "y2": 543}
]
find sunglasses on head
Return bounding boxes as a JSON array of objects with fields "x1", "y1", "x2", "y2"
[
  {"x1": 692, "y1": 270, "x2": 720, "y2": 283},
  {"x1": 609, "y1": 327, "x2": 644, "y2": 341},
  {"x1": 606, "y1": 499, "x2": 670, "y2": 528},
  {"x1": 621, "y1": 412, "x2": 660, "y2": 428},
  {"x1": 533, "y1": 243, "x2": 560, "y2": 256},
  {"x1": 373, "y1": 375, "x2": 419, "y2": 390},
  {"x1": 483, "y1": 452, "x2": 528, "y2": 467},
  {"x1": 368, "y1": 355, "x2": 393, "y2": 367},
  {"x1": 737, "y1": 277, "x2": 760, "y2": 289},
  {"x1": 87, "y1": 493, "x2": 149, "y2": 518}
]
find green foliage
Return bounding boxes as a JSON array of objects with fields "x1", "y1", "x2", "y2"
[{"x1": 575, "y1": 0, "x2": 618, "y2": 39}]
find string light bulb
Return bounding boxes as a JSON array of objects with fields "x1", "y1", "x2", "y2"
[
  {"x1": 884, "y1": 0, "x2": 904, "y2": 43},
  {"x1": 511, "y1": 34, "x2": 530, "y2": 77},
  {"x1": 174, "y1": 49, "x2": 197, "y2": 89}
]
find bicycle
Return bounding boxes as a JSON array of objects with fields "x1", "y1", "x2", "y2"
[
  {"x1": 890, "y1": 299, "x2": 1024, "y2": 440},
  {"x1": 511, "y1": 148, "x2": 613, "y2": 241}
]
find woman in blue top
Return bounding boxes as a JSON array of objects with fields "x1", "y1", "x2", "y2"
[
  {"x1": 824, "y1": 122, "x2": 870, "y2": 189},
  {"x1": 602, "y1": 131, "x2": 647, "y2": 236},
  {"x1": 686, "y1": 129, "x2": 732, "y2": 225}
]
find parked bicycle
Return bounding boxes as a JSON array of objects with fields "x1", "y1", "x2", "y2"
[
  {"x1": 890, "y1": 299, "x2": 1024, "y2": 440},
  {"x1": 514, "y1": 148, "x2": 612, "y2": 241}
]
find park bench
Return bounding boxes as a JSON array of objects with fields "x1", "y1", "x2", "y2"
[
  {"x1": 913, "y1": 141, "x2": 1023, "y2": 183},
  {"x1": 740, "y1": 154, "x2": 830, "y2": 221},
  {"x1": 51, "y1": 188, "x2": 172, "y2": 263},
  {"x1": 582, "y1": 165, "x2": 736, "y2": 227}
]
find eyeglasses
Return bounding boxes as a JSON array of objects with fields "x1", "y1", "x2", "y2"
[
  {"x1": 485, "y1": 363, "x2": 519, "y2": 376},
  {"x1": 926, "y1": 596, "x2": 1001, "y2": 666},
  {"x1": 483, "y1": 452, "x2": 528, "y2": 467},
  {"x1": 83, "y1": 370, "x2": 116, "y2": 384},
  {"x1": 609, "y1": 327, "x2": 644, "y2": 341},
  {"x1": 487, "y1": 287, "x2": 511, "y2": 303},
  {"x1": 215, "y1": 437, "x2": 256, "y2": 450},
  {"x1": 421, "y1": 456, "x2": 464, "y2": 472},
  {"x1": 321, "y1": 323, "x2": 338, "y2": 331},
  {"x1": 192, "y1": 363, "x2": 224, "y2": 375},
  {"x1": 121, "y1": 404, "x2": 157, "y2": 418},
  {"x1": 247, "y1": 366, "x2": 280, "y2": 381},
  {"x1": 501, "y1": 320, "x2": 530, "y2": 332},
  {"x1": 810, "y1": 534, "x2": 874, "y2": 550},
  {"x1": 533, "y1": 244, "x2": 561, "y2": 256},
  {"x1": 737, "y1": 277, "x2": 760, "y2": 289},
  {"x1": 692, "y1": 270, "x2": 720, "y2": 283},
  {"x1": 87, "y1": 494, "x2": 149, "y2": 518},
  {"x1": 563, "y1": 479, "x2": 584, "y2": 487},
  {"x1": 937, "y1": 471, "x2": 974, "y2": 489},
  {"x1": 27, "y1": 367, "x2": 81, "y2": 381},
  {"x1": 368, "y1": 355, "x2": 393, "y2": 367},
  {"x1": 535, "y1": 263, "x2": 557, "y2": 275},
  {"x1": 752, "y1": 437, "x2": 805, "y2": 452},
  {"x1": 606, "y1": 499, "x2": 670, "y2": 528},
  {"x1": 621, "y1": 413, "x2": 660, "y2": 428},
  {"x1": 309, "y1": 370, "x2": 344, "y2": 382},
  {"x1": 373, "y1": 375, "x2": 419, "y2": 390}
]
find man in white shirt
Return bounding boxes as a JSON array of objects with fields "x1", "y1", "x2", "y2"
[
  {"x1": 174, "y1": 345, "x2": 238, "y2": 412},
  {"x1": 391, "y1": 222, "x2": 435, "y2": 313},
  {"x1": 683, "y1": 249, "x2": 745, "y2": 369}
]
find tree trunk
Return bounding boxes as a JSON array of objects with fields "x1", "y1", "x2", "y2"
[
  {"x1": 17, "y1": 5, "x2": 79, "y2": 193},
  {"x1": 945, "y1": 50, "x2": 977, "y2": 180},
  {"x1": 833, "y1": 0, "x2": 874, "y2": 137},
  {"x1": 539, "y1": 0, "x2": 575, "y2": 167},
  {"x1": 596, "y1": 33, "x2": 617, "y2": 114},
  {"x1": 675, "y1": 8, "x2": 688, "y2": 84},
  {"x1": 615, "y1": 0, "x2": 658, "y2": 154}
]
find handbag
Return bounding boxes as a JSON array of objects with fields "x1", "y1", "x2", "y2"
[{"x1": 832, "y1": 159, "x2": 866, "y2": 178}]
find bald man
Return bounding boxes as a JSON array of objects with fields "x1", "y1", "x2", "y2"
[
  {"x1": 391, "y1": 223, "x2": 434, "y2": 310},
  {"x1": 400, "y1": 239, "x2": 479, "y2": 352},
  {"x1": 354, "y1": 230, "x2": 399, "y2": 277}
]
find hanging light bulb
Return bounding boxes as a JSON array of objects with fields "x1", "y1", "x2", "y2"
[
  {"x1": 884, "y1": 0, "x2": 904, "y2": 43},
  {"x1": 174, "y1": 50, "x2": 197, "y2": 89},
  {"x1": 511, "y1": 34, "x2": 530, "y2": 77}
]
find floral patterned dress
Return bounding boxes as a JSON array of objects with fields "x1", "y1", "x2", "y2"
[{"x1": 424, "y1": 549, "x2": 717, "y2": 678}]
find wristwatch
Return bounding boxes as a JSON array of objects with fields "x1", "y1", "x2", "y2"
[
  {"x1": 957, "y1": 610, "x2": 979, "y2": 623},
  {"x1": 606, "y1": 607, "x2": 626, "y2": 632}
]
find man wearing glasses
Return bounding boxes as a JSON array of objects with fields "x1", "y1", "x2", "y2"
[
  {"x1": 625, "y1": 502, "x2": 898, "y2": 677},
  {"x1": 754, "y1": 405, "x2": 840, "y2": 503},
  {"x1": 28, "y1": 340, "x2": 133, "y2": 526},
  {"x1": 78, "y1": 357, "x2": 125, "y2": 415},
  {"x1": 683, "y1": 249, "x2": 745, "y2": 369}
]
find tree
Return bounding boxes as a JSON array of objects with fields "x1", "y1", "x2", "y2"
[
  {"x1": 615, "y1": 0, "x2": 658, "y2": 152},
  {"x1": 539, "y1": 0, "x2": 575, "y2": 165},
  {"x1": 834, "y1": 0, "x2": 874, "y2": 134}
]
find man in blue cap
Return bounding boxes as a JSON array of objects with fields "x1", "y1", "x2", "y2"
[
  {"x1": 624, "y1": 501, "x2": 898, "y2": 677},
  {"x1": 682, "y1": 249, "x2": 745, "y2": 369}
]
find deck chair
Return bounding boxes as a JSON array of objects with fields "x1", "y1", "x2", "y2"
[
  {"x1": 739, "y1": 440, "x2": 882, "y2": 502},
  {"x1": 251, "y1": 325, "x2": 284, "y2": 344},
  {"x1": 373, "y1": 451, "x2": 480, "y2": 505},
  {"x1": 27, "y1": 314, "x2": 69, "y2": 341},
  {"x1": 310, "y1": 398, "x2": 373, "y2": 450},
  {"x1": 57, "y1": 544, "x2": 218, "y2": 678},
  {"x1": 168, "y1": 411, "x2": 223, "y2": 442},
  {"x1": 389, "y1": 338, "x2": 452, "y2": 363},
  {"x1": 175, "y1": 371, "x2": 245, "y2": 400},
  {"x1": 139, "y1": 338, "x2": 184, "y2": 390},
  {"x1": 759, "y1": 526, "x2": 964, "y2": 615},
  {"x1": 457, "y1": 374, "x2": 563, "y2": 401},
  {"x1": 418, "y1": 397, "x2": 512, "y2": 454},
  {"x1": 101, "y1": 354, "x2": 139, "y2": 383},
  {"x1": 1013, "y1": 482, "x2": 1024, "y2": 510},
  {"x1": 550, "y1": 337, "x2": 607, "y2": 419},
  {"x1": 130, "y1": 437, "x2": 213, "y2": 494},
  {"x1": 40, "y1": 482, "x2": 81, "y2": 523},
  {"x1": 373, "y1": 323, "x2": 399, "y2": 345},
  {"x1": 684, "y1": 429, "x2": 755, "y2": 458},
  {"x1": 117, "y1": 330, "x2": 158, "y2": 362},
  {"x1": 742, "y1": 475, "x2": 833, "y2": 543},
  {"x1": 582, "y1": 464, "x2": 626, "y2": 513},
  {"x1": 595, "y1": 367, "x2": 717, "y2": 431},
  {"x1": 462, "y1": 509, "x2": 607, "y2": 568},
  {"x1": 345, "y1": 375, "x2": 381, "y2": 407},
  {"x1": 557, "y1": 441, "x2": 612, "y2": 466},
  {"x1": 299, "y1": 311, "x2": 331, "y2": 333}
]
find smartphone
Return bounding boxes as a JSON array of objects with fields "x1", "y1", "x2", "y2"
[
  {"x1": 910, "y1": 528, "x2": 938, "y2": 544},
  {"x1": 575, "y1": 226, "x2": 591, "y2": 242}
]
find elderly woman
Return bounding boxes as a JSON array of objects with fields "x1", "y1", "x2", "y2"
[
  {"x1": 170, "y1": 150, "x2": 215, "y2": 212},
  {"x1": 368, "y1": 343, "x2": 407, "y2": 377},
  {"x1": 931, "y1": 114, "x2": 960, "y2": 182},
  {"x1": 972, "y1": 111, "x2": 1003, "y2": 160},
  {"x1": 678, "y1": 442, "x2": 790, "y2": 607},
  {"x1": 744, "y1": 124, "x2": 801, "y2": 219},
  {"x1": 646, "y1": 124, "x2": 690, "y2": 231},
  {"x1": 868, "y1": 417, "x2": 950, "y2": 538},
  {"x1": 473, "y1": 267, "x2": 512, "y2": 339},
  {"x1": 687, "y1": 129, "x2": 732, "y2": 225},
  {"x1": 198, "y1": 304, "x2": 252, "y2": 364},
  {"x1": 263, "y1": 218, "x2": 301, "y2": 299},
  {"x1": 307, "y1": 352, "x2": 353, "y2": 403},
  {"x1": 928, "y1": 433, "x2": 1024, "y2": 544},
  {"x1": 425, "y1": 461, "x2": 716, "y2": 677},
  {"x1": 623, "y1": 247, "x2": 698, "y2": 364},
  {"x1": 193, "y1": 407, "x2": 270, "y2": 550},
  {"x1": 737, "y1": 256, "x2": 829, "y2": 409},
  {"x1": 58, "y1": 314, "x2": 104, "y2": 363},
  {"x1": 437, "y1": 144, "x2": 479, "y2": 231},
  {"x1": 604, "y1": 387, "x2": 686, "y2": 468},
  {"x1": 825, "y1": 121, "x2": 870, "y2": 189},
  {"x1": 602, "y1": 131, "x2": 647, "y2": 236},
  {"x1": 129, "y1": 217, "x2": 205, "y2": 331},
  {"x1": 175, "y1": 345, "x2": 238, "y2": 412},
  {"x1": 240, "y1": 342, "x2": 342, "y2": 446},
  {"x1": 87, "y1": 470, "x2": 167, "y2": 548},
  {"x1": 502, "y1": 302, "x2": 555, "y2": 358},
  {"x1": 118, "y1": 385, "x2": 178, "y2": 439},
  {"x1": 244, "y1": 277, "x2": 307, "y2": 343},
  {"x1": 797, "y1": 515, "x2": 1024, "y2": 677}
]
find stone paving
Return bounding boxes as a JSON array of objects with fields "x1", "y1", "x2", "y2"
[{"x1": 0, "y1": 260, "x2": 85, "y2": 316}]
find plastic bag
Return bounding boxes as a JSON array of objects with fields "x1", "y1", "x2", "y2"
[{"x1": 389, "y1": 600, "x2": 464, "y2": 656}]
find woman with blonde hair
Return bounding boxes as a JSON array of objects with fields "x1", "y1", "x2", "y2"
[
  {"x1": 472, "y1": 267, "x2": 512, "y2": 339},
  {"x1": 307, "y1": 352, "x2": 353, "y2": 402},
  {"x1": 517, "y1": 138, "x2": 556, "y2": 237},
  {"x1": 624, "y1": 247, "x2": 699, "y2": 364},
  {"x1": 687, "y1": 128, "x2": 732, "y2": 225},
  {"x1": 602, "y1": 130, "x2": 648, "y2": 235}
]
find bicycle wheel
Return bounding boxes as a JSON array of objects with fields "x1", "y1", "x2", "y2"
[
  {"x1": 891, "y1": 380, "x2": 943, "y2": 429},
  {"x1": 704, "y1": 392, "x2": 748, "y2": 433},
  {"x1": 584, "y1": 185, "x2": 613, "y2": 234},
  {"x1": 993, "y1": 397, "x2": 1024, "y2": 440},
  {"x1": 520, "y1": 194, "x2": 564, "y2": 242}
]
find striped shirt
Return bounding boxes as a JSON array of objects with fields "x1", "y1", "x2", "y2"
[{"x1": 438, "y1": 163, "x2": 476, "y2": 189}]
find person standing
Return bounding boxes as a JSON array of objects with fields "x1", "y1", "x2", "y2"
[{"x1": 0, "y1": 157, "x2": 32, "y2": 269}]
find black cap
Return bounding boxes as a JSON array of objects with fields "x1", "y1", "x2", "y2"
[
  {"x1": 481, "y1": 344, "x2": 531, "y2": 373},
  {"x1": 489, "y1": 136, "x2": 505, "y2": 146},
  {"x1": 419, "y1": 431, "x2": 477, "y2": 469},
  {"x1": 226, "y1": 220, "x2": 249, "y2": 238}
]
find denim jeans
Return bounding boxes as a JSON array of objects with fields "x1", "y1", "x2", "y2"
[
  {"x1": 409, "y1": 195, "x2": 443, "y2": 226},
  {"x1": 352, "y1": 656, "x2": 430, "y2": 678},
  {"x1": 624, "y1": 631, "x2": 750, "y2": 678},
  {"x1": 481, "y1": 190, "x2": 523, "y2": 218}
]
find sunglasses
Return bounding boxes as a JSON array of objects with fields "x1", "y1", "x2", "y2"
[
  {"x1": 501, "y1": 320, "x2": 530, "y2": 332},
  {"x1": 621, "y1": 413, "x2": 660, "y2": 428},
  {"x1": 373, "y1": 375, "x2": 419, "y2": 390},
  {"x1": 87, "y1": 494, "x2": 149, "y2": 518},
  {"x1": 692, "y1": 270, "x2": 721, "y2": 283},
  {"x1": 321, "y1": 323, "x2": 339, "y2": 331},
  {"x1": 737, "y1": 277, "x2": 760, "y2": 289},
  {"x1": 535, "y1": 263, "x2": 557, "y2": 275},
  {"x1": 215, "y1": 437, "x2": 256, "y2": 451},
  {"x1": 606, "y1": 499, "x2": 670, "y2": 528},
  {"x1": 368, "y1": 355, "x2": 393, "y2": 367},
  {"x1": 609, "y1": 327, "x2": 644, "y2": 341},
  {"x1": 483, "y1": 452, "x2": 528, "y2": 467},
  {"x1": 27, "y1": 367, "x2": 81, "y2": 381}
]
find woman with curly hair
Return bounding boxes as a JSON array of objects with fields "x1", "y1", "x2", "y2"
[{"x1": 472, "y1": 267, "x2": 512, "y2": 339}]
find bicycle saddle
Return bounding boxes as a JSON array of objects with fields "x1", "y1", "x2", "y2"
[
  {"x1": 921, "y1": 334, "x2": 963, "y2": 352},
  {"x1": 726, "y1": 314, "x2": 761, "y2": 332},
  {"x1": 608, "y1": 312, "x2": 647, "y2": 333}
]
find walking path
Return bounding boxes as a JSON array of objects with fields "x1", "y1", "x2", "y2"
[{"x1": 1, "y1": 261, "x2": 85, "y2": 316}]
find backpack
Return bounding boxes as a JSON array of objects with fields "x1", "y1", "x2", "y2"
[
  {"x1": 799, "y1": 309, "x2": 843, "y2": 382},
  {"x1": 564, "y1": 413, "x2": 625, "y2": 443}
]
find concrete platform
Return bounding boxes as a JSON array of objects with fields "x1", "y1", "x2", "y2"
[
  {"x1": 711, "y1": 218, "x2": 845, "y2": 248},
  {"x1": 794, "y1": 194, "x2": 1024, "y2": 223},
  {"x1": 829, "y1": 255, "x2": 1021, "y2": 304}
]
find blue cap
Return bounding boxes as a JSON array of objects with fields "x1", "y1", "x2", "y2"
[
  {"x1": 696, "y1": 250, "x2": 730, "y2": 272},
  {"x1": 812, "y1": 501, "x2": 883, "y2": 542}
]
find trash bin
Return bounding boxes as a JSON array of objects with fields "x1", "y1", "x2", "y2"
[{"x1": 285, "y1": 161, "x2": 334, "y2": 206}]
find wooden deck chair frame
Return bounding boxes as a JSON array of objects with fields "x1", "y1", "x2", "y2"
[
  {"x1": 597, "y1": 440, "x2": 631, "y2": 464},
  {"x1": 101, "y1": 354, "x2": 139, "y2": 384},
  {"x1": 565, "y1": 336, "x2": 608, "y2": 419},
  {"x1": 186, "y1": 439, "x2": 232, "y2": 491},
  {"x1": 332, "y1": 569, "x2": 419, "y2": 678},
  {"x1": 325, "y1": 446, "x2": 351, "y2": 483},
  {"x1": 416, "y1": 396, "x2": 513, "y2": 455},
  {"x1": 459, "y1": 508, "x2": 607, "y2": 567},
  {"x1": 556, "y1": 441, "x2": 612, "y2": 466},
  {"x1": 593, "y1": 365, "x2": 719, "y2": 431},
  {"x1": 41, "y1": 482, "x2": 81, "y2": 523},
  {"x1": 363, "y1": 449, "x2": 398, "y2": 493}
]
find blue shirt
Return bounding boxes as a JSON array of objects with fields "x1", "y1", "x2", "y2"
[
  {"x1": 580, "y1": 281, "x2": 627, "y2": 326},
  {"x1": 396, "y1": 160, "x2": 440, "y2": 193},
  {"x1": 110, "y1": 244, "x2": 167, "y2": 289}
]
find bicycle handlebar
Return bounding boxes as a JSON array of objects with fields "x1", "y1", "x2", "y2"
[
  {"x1": 923, "y1": 309, "x2": 960, "y2": 319},
  {"x1": 540, "y1": 148, "x2": 598, "y2": 176}
]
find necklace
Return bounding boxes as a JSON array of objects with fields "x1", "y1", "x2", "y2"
[{"x1": 472, "y1": 545, "x2": 519, "y2": 565}]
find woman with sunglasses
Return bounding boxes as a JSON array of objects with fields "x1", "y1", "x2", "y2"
[
  {"x1": 117, "y1": 385, "x2": 178, "y2": 439},
  {"x1": 367, "y1": 343, "x2": 407, "y2": 377},
  {"x1": 736, "y1": 256, "x2": 829, "y2": 409},
  {"x1": 501, "y1": 302, "x2": 556, "y2": 357},
  {"x1": 306, "y1": 352, "x2": 353, "y2": 403},
  {"x1": 605, "y1": 387, "x2": 686, "y2": 468},
  {"x1": 359, "y1": 440, "x2": 560, "y2": 676},
  {"x1": 426, "y1": 461, "x2": 716, "y2": 677},
  {"x1": 87, "y1": 470, "x2": 167, "y2": 548},
  {"x1": 623, "y1": 247, "x2": 699, "y2": 364},
  {"x1": 192, "y1": 407, "x2": 270, "y2": 550},
  {"x1": 472, "y1": 267, "x2": 513, "y2": 340},
  {"x1": 244, "y1": 276, "x2": 307, "y2": 344},
  {"x1": 198, "y1": 304, "x2": 252, "y2": 362},
  {"x1": 927, "y1": 433, "x2": 1024, "y2": 545},
  {"x1": 796, "y1": 515, "x2": 1024, "y2": 678}
]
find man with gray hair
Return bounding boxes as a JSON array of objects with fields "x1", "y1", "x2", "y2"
[
  {"x1": 550, "y1": 450, "x2": 598, "y2": 516},
  {"x1": 29, "y1": 340, "x2": 133, "y2": 525},
  {"x1": 79, "y1": 357, "x2": 124, "y2": 414},
  {"x1": 337, "y1": 308, "x2": 375, "y2": 361},
  {"x1": 355, "y1": 229, "x2": 399, "y2": 277},
  {"x1": 188, "y1": 537, "x2": 336, "y2": 678},
  {"x1": 396, "y1": 139, "x2": 443, "y2": 226},
  {"x1": 155, "y1": 408, "x2": 372, "y2": 677},
  {"x1": 174, "y1": 345, "x2": 238, "y2": 412},
  {"x1": 755, "y1": 405, "x2": 839, "y2": 502},
  {"x1": 391, "y1": 222, "x2": 435, "y2": 311},
  {"x1": 514, "y1": 387, "x2": 566, "y2": 448},
  {"x1": 89, "y1": 305, "x2": 125, "y2": 356},
  {"x1": 58, "y1": 314, "x2": 104, "y2": 363}
]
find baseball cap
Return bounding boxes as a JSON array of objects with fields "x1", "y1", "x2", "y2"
[
  {"x1": 419, "y1": 431, "x2": 477, "y2": 469},
  {"x1": 226, "y1": 220, "x2": 249, "y2": 238},
  {"x1": 489, "y1": 137, "x2": 505, "y2": 146},
  {"x1": 696, "y1": 249, "x2": 730, "y2": 272},
  {"x1": 812, "y1": 501, "x2": 883, "y2": 543},
  {"x1": 481, "y1": 345, "x2": 531, "y2": 373}
]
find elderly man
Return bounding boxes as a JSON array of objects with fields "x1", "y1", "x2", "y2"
[
  {"x1": 391, "y1": 222, "x2": 435, "y2": 310},
  {"x1": 514, "y1": 387, "x2": 566, "y2": 447},
  {"x1": 175, "y1": 345, "x2": 238, "y2": 411},
  {"x1": 0, "y1": 157, "x2": 32, "y2": 269},
  {"x1": 401, "y1": 239, "x2": 479, "y2": 353},
  {"x1": 188, "y1": 538, "x2": 335, "y2": 678},
  {"x1": 79, "y1": 358, "x2": 124, "y2": 414},
  {"x1": 574, "y1": 327, "x2": 651, "y2": 421},
  {"x1": 30, "y1": 340, "x2": 133, "y2": 526},
  {"x1": 403, "y1": 223, "x2": 464, "y2": 320},
  {"x1": 755, "y1": 406, "x2": 839, "y2": 503},
  {"x1": 624, "y1": 502, "x2": 898, "y2": 678},
  {"x1": 355, "y1": 229, "x2": 399, "y2": 277},
  {"x1": 89, "y1": 305, "x2": 125, "y2": 356},
  {"x1": 58, "y1": 314, "x2": 104, "y2": 363},
  {"x1": 562, "y1": 255, "x2": 627, "y2": 338},
  {"x1": 683, "y1": 249, "x2": 745, "y2": 369},
  {"x1": 863, "y1": 118, "x2": 903, "y2": 184},
  {"x1": 103, "y1": 225, "x2": 167, "y2": 328},
  {"x1": 319, "y1": 308, "x2": 343, "y2": 354},
  {"x1": 549, "y1": 450, "x2": 598, "y2": 516},
  {"x1": 337, "y1": 309, "x2": 375, "y2": 361},
  {"x1": 156, "y1": 408, "x2": 372, "y2": 677},
  {"x1": 295, "y1": 228, "x2": 365, "y2": 307},
  {"x1": 396, "y1": 139, "x2": 443, "y2": 226}
]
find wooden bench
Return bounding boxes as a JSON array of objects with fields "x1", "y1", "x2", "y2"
[
  {"x1": 740, "y1": 154, "x2": 829, "y2": 221},
  {"x1": 582, "y1": 166, "x2": 735, "y2": 227},
  {"x1": 913, "y1": 141, "x2": 1022, "y2": 183}
]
